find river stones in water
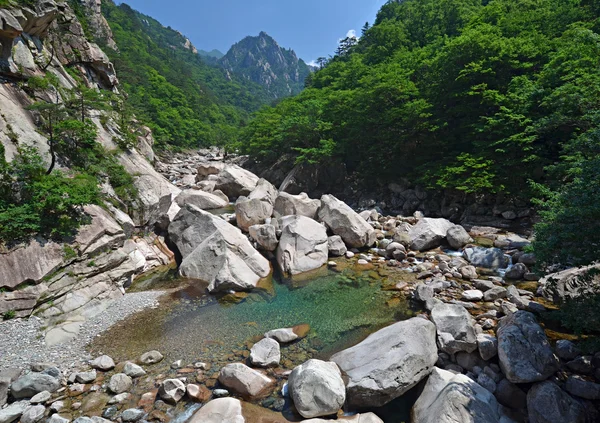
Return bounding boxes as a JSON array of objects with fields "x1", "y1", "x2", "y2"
[
  {"x1": 430, "y1": 303, "x2": 477, "y2": 355},
  {"x1": 139, "y1": 350, "x2": 164, "y2": 365},
  {"x1": 265, "y1": 324, "x2": 310, "y2": 344},
  {"x1": 75, "y1": 370, "x2": 97, "y2": 384},
  {"x1": 288, "y1": 359, "x2": 346, "y2": 418},
  {"x1": 108, "y1": 374, "x2": 132, "y2": 394},
  {"x1": 187, "y1": 384, "x2": 211, "y2": 402},
  {"x1": 218, "y1": 363, "x2": 274, "y2": 399},
  {"x1": 10, "y1": 373, "x2": 60, "y2": 399},
  {"x1": 318, "y1": 195, "x2": 376, "y2": 248},
  {"x1": 497, "y1": 311, "x2": 559, "y2": 383},
  {"x1": 90, "y1": 355, "x2": 115, "y2": 371},
  {"x1": 412, "y1": 367, "x2": 507, "y2": 423},
  {"x1": 123, "y1": 362, "x2": 146, "y2": 378},
  {"x1": 331, "y1": 317, "x2": 438, "y2": 408},
  {"x1": 250, "y1": 338, "x2": 281, "y2": 367},
  {"x1": 276, "y1": 215, "x2": 329, "y2": 276},
  {"x1": 121, "y1": 409, "x2": 145, "y2": 422},
  {"x1": 158, "y1": 379, "x2": 186, "y2": 404}
]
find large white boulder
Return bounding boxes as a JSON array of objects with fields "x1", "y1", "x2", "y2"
[
  {"x1": 408, "y1": 218, "x2": 454, "y2": 251},
  {"x1": 276, "y1": 216, "x2": 328, "y2": 275},
  {"x1": 317, "y1": 195, "x2": 376, "y2": 248},
  {"x1": 175, "y1": 189, "x2": 228, "y2": 210},
  {"x1": 249, "y1": 338, "x2": 280, "y2": 367},
  {"x1": 214, "y1": 165, "x2": 259, "y2": 198},
  {"x1": 412, "y1": 367, "x2": 507, "y2": 423},
  {"x1": 288, "y1": 360, "x2": 346, "y2": 418},
  {"x1": 248, "y1": 224, "x2": 279, "y2": 252},
  {"x1": 218, "y1": 363, "x2": 273, "y2": 399},
  {"x1": 188, "y1": 398, "x2": 244, "y2": 423},
  {"x1": 331, "y1": 318, "x2": 437, "y2": 407},
  {"x1": 463, "y1": 247, "x2": 509, "y2": 269},
  {"x1": 168, "y1": 205, "x2": 271, "y2": 293},
  {"x1": 497, "y1": 311, "x2": 559, "y2": 383},
  {"x1": 430, "y1": 303, "x2": 478, "y2": 355},
  {"x1": 235, "y1": 198, "x2": 273, "y2": 232},
  {"x1": 274, "y1": 192, "x2": 321, "y2": 219}
]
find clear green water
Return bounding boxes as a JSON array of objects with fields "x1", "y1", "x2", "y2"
[{"x1": 90, "y1": 265, "x2": 414, "y2": 368}]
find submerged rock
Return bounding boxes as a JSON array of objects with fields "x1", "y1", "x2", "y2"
[
  {"x1": 288, "y1": 359, "x2": 345, "y2": 418},
  {"x1": 276, "y1": 216, "x2": 328, "y2": 275},
  {"x1": 331, "y1": 317, "x2": 437, "y2": 407},
  {"x1": 169, "y1": 205, "x2": 271, "y2": 293},
  {"x1": 265, "y1": 324, "x2": 310, "y2": 344},
  {"x1": 412, "y1": 367, "x2": 507, "y2": 423}
]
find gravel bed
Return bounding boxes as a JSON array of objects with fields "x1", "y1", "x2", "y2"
[{"x1": 0, "y1": 290, "x2": 164, "y2": 372}]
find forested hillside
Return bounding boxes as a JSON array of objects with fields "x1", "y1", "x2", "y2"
[
  {"x1": 99, "y1": 1, "x2": 271, "y2": 148},
  {"x1": 240, "y1": 0, "x2": 600, "y2": 202}
]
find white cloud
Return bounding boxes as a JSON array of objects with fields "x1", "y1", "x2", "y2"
[
  {"x1": 346, "y1": 29, "x2": 358, "y2": 39},
  {"x1": 307, "y1": 60, "x2": 318, "y2": 67}
]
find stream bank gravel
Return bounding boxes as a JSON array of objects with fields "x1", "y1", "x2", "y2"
[{"x1": 0, "y1": 291, "x2": 164, "y2": 372}]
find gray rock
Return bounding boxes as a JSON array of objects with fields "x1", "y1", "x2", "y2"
[
  {"x1": 248, "y1": 224, "x2": 278, "y2": 252},
  {"x1": 188, "y1": 398, "x2": 242, "y2": 423},
  {"x1": 462, "y1": 289, "x2": 483, "y2": 301},
  {"x1": 463, "y1": 247, "x2": 509, "y2": 269},
  {"x1": 235, "y1": 196, "x2": 273, "y2": 232},
  {"x1": 124, "y1": 362, "x2": 146, "y2": 378},
  {"x1": 214, "y1": 165, "x2": 259, "y2": 198},
  {"x1": 565, "y1": 375, "x2": 600, "y2": 400},
  {"x1": 446, "y1": 225, "x2": 473, "y2": 250},
  {"x1": 29, "y1": 390, "x2": 51, "y2": 404},
  {"x1": 158, "y1": 379, "x2": 186, "y2": 404},
  {"x1": 0, "y1": 377, "x2": 9, "y2": 407},
  {"x1": 484, "y1": 286, "x2": 507, "y2": 302},
  {"x1": 495, "y1": 379, "x2": 526, "y2": 410},
  {"x1": 460, "y1": 265, "x2": 478, "y2": 281},
  {"x1": 527, "y1": 381, "x2": 585, "y2": 423},
  {"x1": 139, "y1": 350, "x2": 163, "y2": 364},
  {"x1": 505, "y1": 263, "x2": 528, "y2": 280},
  {"x1": 218, "y1": 363, "x2": 273, "y2": 398},
  {"x1": 497, "y1": 311, "x2": 559, "y2": 383},
  {"x1": 431, "y1": 303, "x2": 477, "y2": 355},
  {"x1": 539, "y1": 264, "x2": 600, "y2": 302},
  {"x1": 327, "y1": 235, "x2": 347, "y2": 257},
  {"x1": 567, "y1": 356, "x2": 593, "y2": 374},
  {"x1": 108, "y1": 393, "x2": 131, "y2": 404},
  {"x1": 414, "y1": 284, "x2": 434, "y2": 302},
  {"x1": 75, "y1": 370, "x2": 97, "y2": 384},
  {"x1": 48, "y1": 415, "x2": 70, "y2": 423},
  {"x1": 408, "y1": 218, "x2": 454, "y2": 251},
  {"x1": 108, "y1": 374, "x2": 132, "y2": 394},
  {"x1": 474, "y1": 279, "x2": 495, "y2": 292},
  {"x1": 20, "y1": 405, "x2": 45, "y2": 423},
  {"x1": 477, "y1": 372, "x2": 497, "y2": 393},
  {"x1": 274, "y1": 192, "x2": 321, "y2": 219},
  {"x1": 477, "y1": 334, "x2": 498, "y2": 361},
  {"x1": 169, "y1": 205, "x2": 271, "y2": 292},
  {"x1": 0, "y1": 401, "x2": 28, "y2": 423},
  {"x1": 121, "y1": 409, "x2": 145, "y2": 422},
  {"x1": 412, "y1": 367, "x2": 506, "y2": 423},
  {"x1": 90, "y1": 355, "x2": 115, "y2": 371},
  {"x1": 456, "y1": 351, "x2": 487, "y2": 372},
  {"x1": 11, "y1": 373, "x2": 60, "y2": 399},
  {"x1": 276, "y1": 216, "x2": 328, "y2": 275},
  {"x1": 331, "y1": 317, "x2": 438, "y2": 407},
  {"x1": 264, "y1": 326, "x2": 308, "y2": 343},
  {"x1": 318, "y1": 195, "x2": 376, "y2": 248},
  {"x1": 288, "y1": 359, "x2": 345, "y2": 418},
  {"x1": 555, "y1": 339, "x2": 581, "y2": 361},
  {"x1": 174, "y1": 189, "x2": 228, "y2": 210},
  {"x1": 250, "y1": 338, "x2": 281, "y2": 367}
]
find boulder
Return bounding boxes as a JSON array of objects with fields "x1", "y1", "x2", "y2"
[
  {"x1": 0, "y1": 240, "x2": 64, "y2": 290},
  {"x1": 318, "y1": 195, "x2": 376, "y2": 248},
  {"x1": 276, "y1": 216, "x2": 328, "y2": 275},
  {"x1": 108, "y1": 374, "x2": 132, "y2": 394},
  {"x1": 175, "y1": 190, "x2": 228, "y2": 210},
  {"x1": 430, "y1": 303, "x2": 477, "y2": 355},
  {"x1": 565, "y1": 375, "x2": 600, "y2": 400},
  {"x1": 75, "y1": 370, "x2": 97, "y2": 384},
  {"x1": 188, "y1": 398, "x2": 243, "y2": 423},
  {"x1": 446, "y1": 225, "x2": 473, "y2": 250},
  {"x1": 460, "y1": 266, "x2": 478, "y2": 281},
  {"x1": 248, "y1": 224, "x2": 278, "y2": 252},
  {"x1": 477, "y1": 334, "x2": 498, "y2": 361},
  {"x1": 235, "y1": 197, "x2": 273, "y2": 232},
  {"x1": 274, "y1": 192, "x2": 320, "y2": 219},
  {"x1": 288, "y1": 360, "x2": 345, "y2": 418},
  {"x1": 249, "y1": 338, "x2": 281, "y2": 367},
  {"x1": 555, "y1": 339, "x2": 581, "y2": 361},
  {"x1": 121, "y1": 409, "x2": 145, "y2": 422},
  {"x1": 10, "y1": 373, "x2": 60, "y2": 399},
  {"x1": 248, "y1": 178, "x2": 278, "y2": 205},
  {"x1": 505, "y1": 263, "x2": 528, "y2": 280},
  {"x1": 158, "y1": 379, "x2": 186, "y2": 404},
  {"x1": 0, "y1": 377, "x2": 9, "y2": 407},
  {"x1": 327, "y1": 235, "x2": 347, "y2": 257},
  {"x1": 214, "y1": 165, "x2": 259, "y2": 198},
  {"x1": 483, "y1": 286, "x2": 507, "y2": 302},
  {"x1": 497, "y1": 311, "x2": 559, "y2": 383},
  {"x1": 20, "y1": 405, "x2": 46, "y2": 423},
  {"x1": 265, "y1": 325, "x2": 310, "y2": 343},
  {"x1": 462, "y1": 289, "x2": 483, "y2": 301},
  {"x1": 527, "y1": 381, "x2": 586, "y2": 423},
  {"x1": 408, "y1": 218, "x2": 454, "y2": 251},
  {"x1": 463, "y1": 247, "x2": 509, "y2": 269},
  {"x1": 412, "y1": 368, "x2": 507, "y2": 423},
  {"x1": 0, "y1": 401, "x2": 28, "y2": 423},
  {"x1": 302, "y1": 414, "x2": 383, "y2": 423},
  {"x1": 218, "y1": 363, "x2": 273, "y2": 398},
  {"x1": 169, "y1": 205, "x2": 271, "y2": 292},
  {"x1": 139, "y1": 350, "x2": 163, "y2": 365},
  {"x1": 90, "y1": 355, "x2": 115, "y2": 371},
  {"x1": 495, "y1": 379, "x2": 527, "y2": 410},
  {"x1": 187, "y1": 384, "x2": 211, "y2": 403},
  {"x1": 331, "y1": 318, "x2": 437, "y2": 407},
  {"x1": 123, "y1": 362, "x2": 146, "y2": 378},
  {"x1": 539, "y1": 264, "x2": 600, "y2": 302},
  {"x1": 197, "y1": 162, "x2": 225, "y2": 178}
]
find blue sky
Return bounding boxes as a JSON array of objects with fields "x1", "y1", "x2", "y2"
[{"x1": 115, "y1": 0, "x2": 388, "y2": 64}]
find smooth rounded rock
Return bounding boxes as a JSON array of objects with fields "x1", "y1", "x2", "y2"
[
  {"x1": 139, "y1": 350, "x2": 164, "y2": 365},
  {"x1": 218, "y1": 363, "x2": 273, "y2": 399},
  {"x1": 108, "y1": 374, "x2": 132, "y2": 394},
  {"x1": 158, "y1": 379, "x2": 186, "y2": 404},
  {"x1": 123, "y1": 362, "x2": 146, "y2": 378},
  {"x1": 250, "y1": 338, "x2": 281, "y2": 367},
  {"x1": 90, "y1": 355, "x2": 115, "y2": 371}
]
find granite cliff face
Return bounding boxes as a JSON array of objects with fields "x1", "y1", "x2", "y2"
[
  {"x1": 0, "y1": 0, "x2": 178, "y2": 321},
  {"x1": 219, "y1": 31, "x2": 311, "y2": 98}
]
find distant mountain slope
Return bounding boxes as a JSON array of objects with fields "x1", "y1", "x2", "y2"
[
  {"x1": 198, "y1": 49, "x2": 224, "y2": 59},
  {"x1": 100, "y1": 1, "x2": 270, "y2": 148},
  {"x1": 219, "y1": 31, "x2": 312, "y2": 98}
]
